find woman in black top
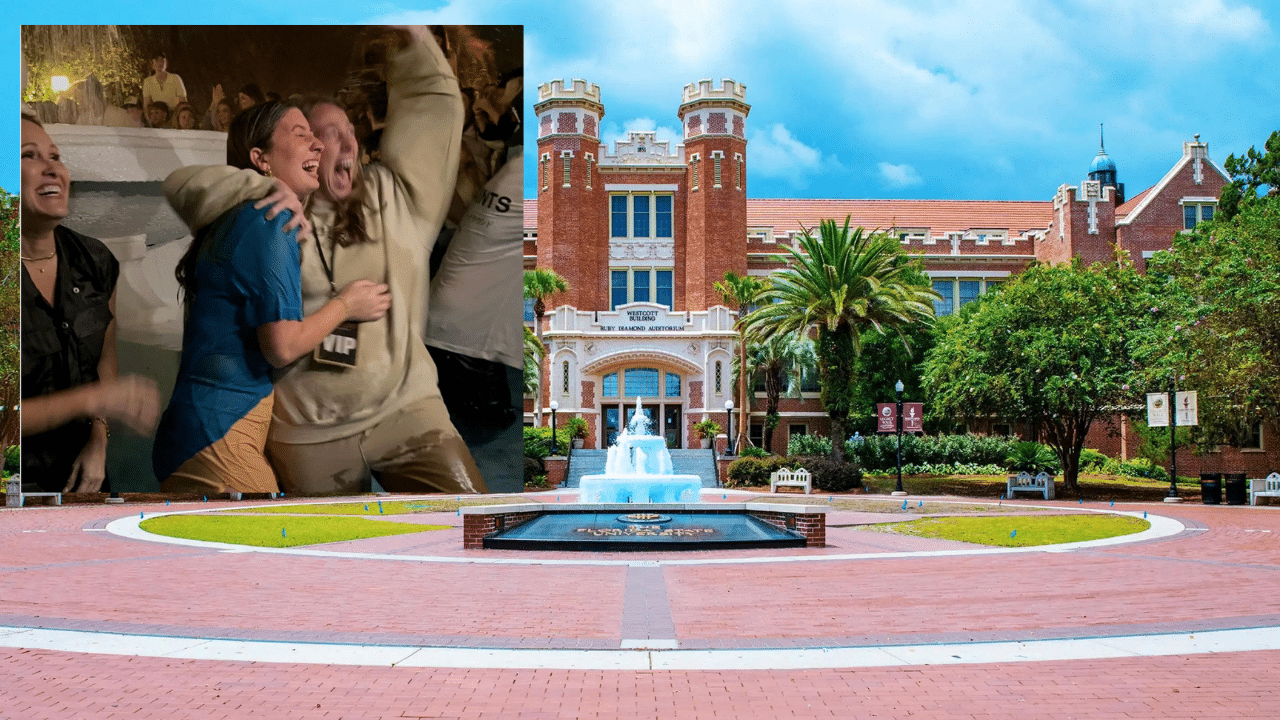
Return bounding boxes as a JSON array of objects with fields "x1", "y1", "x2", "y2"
[{"x1": 20, "y1": 113, "x2": 160, "y2": 492}]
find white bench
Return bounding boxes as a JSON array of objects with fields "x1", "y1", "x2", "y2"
[
  {"x1": 1250, "y1": 473, "x2": 1280, "y2": 505},
  {"x1": 5, "y1": 476, "x2": 62, "y2": 507},
  {"x1": 770, "y1": 468, "x2": 812, "y2": 494},
  {"x1": 1007, "y1": 471, "x2": 1055, "y2": 500}
]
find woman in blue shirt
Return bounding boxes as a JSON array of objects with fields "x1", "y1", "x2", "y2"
[{"x1": 154, "y1": 101, "x2": 390, "y2": 494}]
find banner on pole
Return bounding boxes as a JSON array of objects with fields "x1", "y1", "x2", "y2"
[
  {"x1": 903, "y1": 403, "x2": 924, "y2": 433},
  {"x1": 1175, "y1": 391, "x2": 1198, "y2": 426},
  {"x1": 876, "y1": 404, "x2": 896, "y2": 433},
  {"x1": 1146, "y1": 393, "x2": 1168, "y2": 427}
]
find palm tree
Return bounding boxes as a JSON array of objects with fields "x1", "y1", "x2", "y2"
[
  {"x1": 746, "y1": 217, "x2": 938, "y2": 461},
  {"x1": 523, "y1": 269, "x2": 569, "y2": 426},
  {"x1": 713, "y1": 272, "x2": 768, "y2": 453},
  {"x1": 735, "y1": 332, "x2": 817, "y2": 452},
  {"x1": 523, "y1": 326, "x2": 543, "y2": 396}
]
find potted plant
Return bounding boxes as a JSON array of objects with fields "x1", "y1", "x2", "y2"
[
  {"x1": 693, "y1": 419, "x2": 722, "y2": 450},
  {"x1": 562, "y1": 416, "x2": 590, "y2": 449}
]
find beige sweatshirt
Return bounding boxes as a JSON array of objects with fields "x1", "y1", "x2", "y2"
[{"x1": 163, "y1": 32, "x2": 464, "y2": 445}]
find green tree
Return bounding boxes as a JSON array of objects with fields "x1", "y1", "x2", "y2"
[
  {"x1": 523, "y1": 327, "x2": 543, "y2": 396},
  {"x1": 0, "y1": 190, "x2": 17, "y2": 446},
  {"x1": 1147, "y1": 190, "x2": 1280, "y2": 440},
  {"x1": 1217, "y1": 129, "x2": 1279, "y2": 222},
  {"x1": 735, "y1": 331, "x2": 816, "y2": 452},
  {"x1": 523, "y1": 269, "x2": 569, "y2": 427},
  {"x1": 714, "y1": 271, "x2": 768, "y2": 452},
  {"x1": 747, "y1": 217, "x2": 938, "y2": 462},
  {"x1": 922, "y1": 257, "x2": 1151, "y2": 492}
]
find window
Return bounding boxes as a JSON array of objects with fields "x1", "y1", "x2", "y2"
[
  {"x1": 605, "y1": 368, "x2": 682, "y2": 399},
  {"x1": 562, "y1": 360, "x2": 570, "y2": 394},
  {"x1": 932, "y1": 280, "x2": 954, "y2": 316},
  {"x1": 691, "y1": 155, "x2": 700, "y2": 190},
  {"x1": 656, "y1": 270, "x2": 673, "y2": 308},
  {"x1": 523, "y1": 297, "x2": 534, "y2": 322},
  {"x1": 749, "y1": 423, "x2": 764, "y2": 448},
  {"x1": 585, "y1": 153, "x2": 594, "y2": 189},
  {"x1": 931, "y1": 278, "x2": 1001, "y2": 316},
  {"x1": 1240, "y1": 421, "x2": 1263, "y2": 451},
  {"x1": 609, "y1": 193, "x2": 674, "y2": 239},
  {"x1": 611, "y1": 270, "x2": 628, "y2": 309},
  {"x1": 715, "y1": 361, "x2": 723, "y2": 394},
  {"x1": 562, "y1": 153, "x2": 572, "y2": 186},
  {"x1": 540, "y1": 154, "x2": 549, "y2": 190},
  {"x1": 611, "y1": 196, "x2": 628, "y2": 238},
  {"x1": 789, "y1": 424, "x2": 808, "y2": 438},
  {"x1": 735, "y1": 154, "x2": 743, "y2": 189},
  {"x1": 624, "y1": 368, "x2": 660, "y2": 397},
  {"x1": 713, "y1": 154, "x2": 722, "y2": 187},
  {"x1": 665, "y1": 372, "x2": 681, "y2": 398},
  {"x1": 1184, "y1": 202, "x2": 1215, "y2": 229},
  {"x1": 632, "y1": 269, "x2": 650, "y2": 303},
  {"x1": 610, "y1": 268, "x2": 674, "y2": 309},
  {"x1": 655, "y1": 196, "x2": 672, "y2": 238},
  {"x1": 633, "y1": 195, "x2": 650, "y2": 237}
]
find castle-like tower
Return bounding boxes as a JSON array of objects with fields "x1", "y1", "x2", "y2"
[
  {"x1": 534, "y1": 79, "x2": 608, "y2": 310},
  {"x1": 678, "y1": 79, "x2": 750, "y2": 310}
]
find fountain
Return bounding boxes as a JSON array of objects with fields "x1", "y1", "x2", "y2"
[
  {"x1": 468, "y1": 397, "x2": 824, "y2": 551},
  {"x1": 578, "y1": 397, "x2": 703, "y2": 503}
]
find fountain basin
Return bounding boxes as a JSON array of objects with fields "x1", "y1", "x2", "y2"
[{"x1": 578, "y1": 474, "x2": 703, "y2": 503}]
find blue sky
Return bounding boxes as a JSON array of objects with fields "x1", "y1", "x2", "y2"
[{"x1": 7, "y1": 1, "x2": 1280, "y2": 202}]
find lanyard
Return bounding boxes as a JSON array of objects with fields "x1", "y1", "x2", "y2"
[{"x1": 314, "y1": 233, "x2": 338, "y2": 297}]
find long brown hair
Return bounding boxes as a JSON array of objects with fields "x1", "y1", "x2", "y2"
[
  {"x1": 295, "y1": 96, "x2": 371, "y2": 247},
  {"x1": 176, "y1": 101, "x2": 293, "y2": 297}
]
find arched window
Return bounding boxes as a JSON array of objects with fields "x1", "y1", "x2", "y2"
[{"x1": 562, "y1": 360, "x2": 570, "y2": 394}]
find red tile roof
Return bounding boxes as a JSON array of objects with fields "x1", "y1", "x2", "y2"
[
  {"x1": 1115, "y1": 187, "x2": 1151, "y2": 218},
  {"x1": 525, "y1": 198, "x2": 1053, "y2": 236}
]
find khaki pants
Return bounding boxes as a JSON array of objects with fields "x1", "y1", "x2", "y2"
[
  {"x1": 266, "y1": 395, "x2": 487, "y2": 495},
  {"x1": 160, "y1": 394, "x2": 280, "y2": 495}
]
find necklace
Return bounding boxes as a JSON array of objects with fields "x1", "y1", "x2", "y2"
[{"x1": 22, "y1": 251, "x2": 57, "y2": 273}]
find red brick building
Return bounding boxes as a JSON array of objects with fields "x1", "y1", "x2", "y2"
[{"x1": 527, "y1": 77, "x2": 1275, "y2": 476}]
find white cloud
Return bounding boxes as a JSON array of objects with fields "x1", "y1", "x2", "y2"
[
  {"x1": 749, "y1": 124, "x2": 840, "y2": 189},
  {"x1": 878, "y1": 162, "x2": 923, "y2": 189}
]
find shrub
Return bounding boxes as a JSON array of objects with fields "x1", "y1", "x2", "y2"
[
  {"x1": 1079, "y1": 448, "x2": 1110, "y2": 472},
  {"x1": 867, "y1": 462, "x2": 1004, "y2": 476},
  {"x1": 1005, "y1": 442, "x2": 1061, "y2": 474},
  {"x1": 1102, "y1": 457, "x2": 1169, "y2": 482},
  {"x1": 800, "y1": 457, "x2": 864, "y2": 492},
  {"x1": 846, "y1": 433, "x2": 1019, "y2": 470},
  {"x1": 523, "y1": 456, "x2": 544, "y2": 485},
  {"x1": 3, "y1": 446, "x2": 17, "y2": 476},
  {"x1": 523, "y1": 426, "x2": 568, "y2": 459},
  {"x1": 725, "y1": 456, "x2": 796, "y2": 487},
  {"x1": 739, "y1": 445, "x2": 770, "y2": 458},
  {"x1": 789, "y1": 433, "x2": 832, "y2": 456}
]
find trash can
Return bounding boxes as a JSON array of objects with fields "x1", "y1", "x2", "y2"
[
  {"x1": 1223, "y1": 473, "x2": 1248, "y2": 505},
  {"x1": 1200, "y1": 473, "x2": 1222, "y2": 505}
]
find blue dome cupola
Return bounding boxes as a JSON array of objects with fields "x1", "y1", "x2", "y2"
[{"x1": 1088, "y1": 124, "x2": 1123, "y2": 203}]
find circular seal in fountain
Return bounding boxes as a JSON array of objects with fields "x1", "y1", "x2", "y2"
[{"x1": 618, "y1": 513, "x2": 672, "y2": 524}]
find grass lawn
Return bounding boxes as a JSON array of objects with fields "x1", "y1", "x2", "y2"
[
  {"x1": 867, "y1": 514, "x2": 1150, "y2": 547},
  {"x1": 139, "y1": 514, "x2": 447, "y2": 548},
  {"x1": 235, "y1": 497, "x2": 526, "y2": 515}
]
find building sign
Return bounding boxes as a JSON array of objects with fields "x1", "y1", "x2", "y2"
[
  {"x1": 1147, "y1": 391, "x2": 1198, "y2": 427},
  {"x1": 597, "y1": 307, "x2": 687, "y2": 332}
]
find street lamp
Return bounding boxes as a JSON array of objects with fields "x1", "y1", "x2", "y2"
[
  {"x1": 894, "y1": 380, "x2": 906, "y2": 496},
  {"x1": 724, "y1": 399, "x2": 735, "y2": 456},
  {"x1": 549, "y1": 400, "x2": 559, "y2": 456}
]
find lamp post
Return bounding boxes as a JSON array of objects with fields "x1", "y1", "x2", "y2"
[
  {"x1": 1167, "y1": 382, "x2": 1179, "y2": 501},
  {"x1": 724, "y1": 399, "x2": 735, "y2": 456},
  {"x1": 894, "y1": 379, "x2": 906, "y2": 496},
  {"x1": 549, "y1": 400, "x2": 559, "y2": 456}
]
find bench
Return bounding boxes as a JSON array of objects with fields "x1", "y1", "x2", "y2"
[
  {"x1": 1006, "y1": 471, "x2": 1055, "y2": 500},
  {"x1": 770, "y1": 468, "x2": 812, "y2": 495},
  {"x1": 5, "y1": 476, "x2": 62, "y2": 507},
  {"x1": 1251, "y1": 473, "x2": 1280, "y2": 506}
]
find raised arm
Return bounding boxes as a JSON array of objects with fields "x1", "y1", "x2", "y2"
[{"x1": 379, "y1": 25, "x2": 465, "y2": 228}]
